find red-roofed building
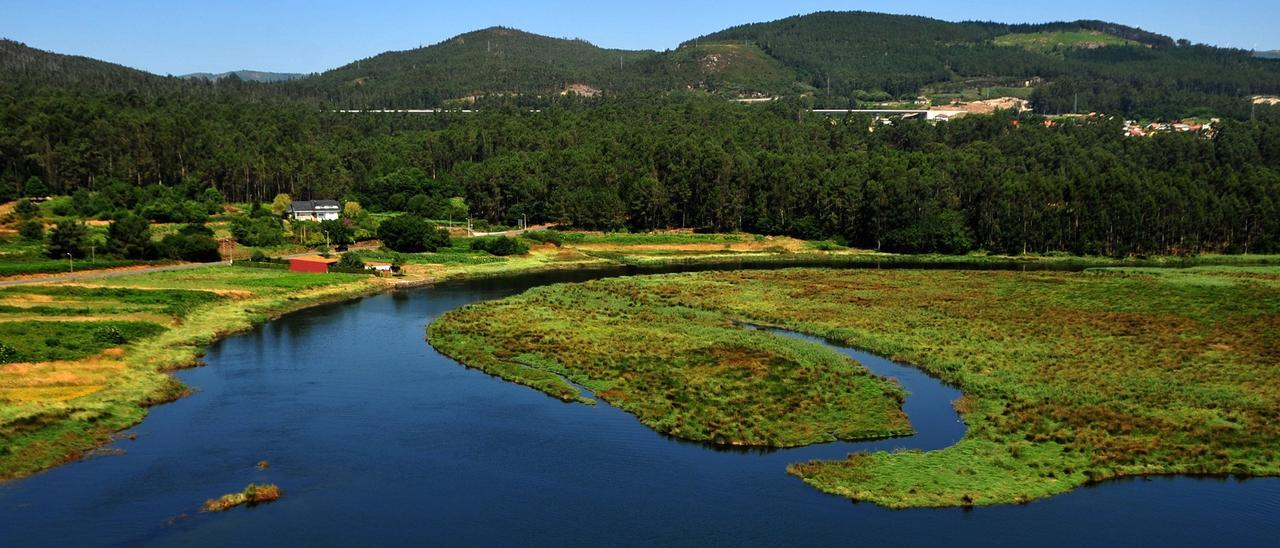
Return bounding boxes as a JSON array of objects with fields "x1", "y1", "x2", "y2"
[{"x1": 289, "y1": 255, "x2": 339, "y2": 273}]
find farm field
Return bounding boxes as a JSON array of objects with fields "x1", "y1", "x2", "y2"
[{"x1": 428, "y1": 266, "x2": 1280, "y2": 507}]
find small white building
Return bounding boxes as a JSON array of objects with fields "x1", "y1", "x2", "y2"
[{"x1": 287, "y1": 200, "x2": 341, "y2": 221}]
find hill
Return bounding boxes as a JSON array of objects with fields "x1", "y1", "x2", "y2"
[
  {"x1": 279, "y1": 27, "x2": 662, "y2": 108},
  {"x1": 5, "y1": 11, "x2": 1280, "y2": 118},
  {"x1": 0, "y1": 39, "x2": 180, "y2": 95},
  {"x1": 181, "y1": 70, "x2": 304, "y2": 83},
  {"x1": 689, "y1": 11, "x2": 1280, "y2": 117},
  {"x1": 1258, "y1": 50, "x2": 1280, "y2": 60}
]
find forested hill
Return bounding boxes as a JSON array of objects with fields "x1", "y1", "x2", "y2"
[
  {"x1": 0, "y1": 39, "x2": 287, "y2": 101},
  {"x1": 0, "y1": 39, "x2": 179, "y2": 95},
  {"x1": 4, "y1": 10, "x2": 1280, "y2": 117},
  {"x1": 691, "y1": 11, "x2": 1280, "y2": 118},
  {"x1": 275, "y1": 27, "x2": 661, "y2": 107}
]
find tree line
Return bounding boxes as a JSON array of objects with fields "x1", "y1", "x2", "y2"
[{"x1": 4, "y1": 90, "x2": 1280, "y2": 256}]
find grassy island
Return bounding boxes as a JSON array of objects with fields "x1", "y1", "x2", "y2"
[
  {"x1": 429, "y1": 278, "x2": 912, "y2": 447},
  {"x1": 428, "y1": 266, "x2": 1280, "y2": 507}
]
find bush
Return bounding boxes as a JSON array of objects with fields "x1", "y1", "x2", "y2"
[
  {"x1": 159, "y1": 224, "x2": 222, "y2": 262},
  {"x1": 336, "y1": 253, "x2": 365, "y2": 270},
  {"x1": 471, "y1": 236, "x2": 530, "y2": 256},
  {"x1": 93, "y1": 326, "x2": 127, "y2": 345},
  {"x1": 250, "y1": 249, "x2": 268, "y2": 262},
  {"x1": 230, "y1": 215, "x2": 284, "y2": 247},
  {"x1": 14, "y1": 198, "x2": 39, "y2": 220},
  {"x1": 0, "y1": 342, "x2": 16, "y2": 364},
  {"x1": 377, "y1": 214, "x2": 450, "y2": 252},
  {"x1": 18, "y1": 220, "x2": 45, "y2": 241},
  {"x1": 524, "y1": 230, "x2": 564, "y2": 247}
]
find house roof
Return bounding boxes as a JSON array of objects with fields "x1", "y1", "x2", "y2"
[
  {"x1": 290, "y1": 255, "x2": 340, "y2": 264},
  {"x1": 288, "y1": 200, "x2": 341, "y2": 212}
]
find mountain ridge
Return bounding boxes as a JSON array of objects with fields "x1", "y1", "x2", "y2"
[
  {"x1": 4, "y1": 11, "x2": 1279, "y2": 118},
  {"x1": 181, "y1": 70, "x2": 305, "y2": 83}
]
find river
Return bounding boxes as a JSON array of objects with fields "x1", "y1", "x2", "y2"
[{"x1": 1, "y1": 268, "x2": 1278, "y2": 546}]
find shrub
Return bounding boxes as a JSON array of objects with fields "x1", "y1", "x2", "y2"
[
  {"x1": 93, "y1": 326, "x2": 127, "y2": 345},
  {"x1": 471, "y1": 236, "x2": 530, "y2": 256},
  {"x1": 336, "y1": 253, "x2": 365, "y2": 270},
  {"x1": 18, "y1": 220, "x2": 45, "y2": 241},
  {"x1": 250, "y1": 249, "x2": 268, "y2": 262},
  {"x1": 524, "y1": 230, "x2": 565, "y2": 247},
  {"x1": 229, "y1": 215, "x2": 284, "y2": 247},
  {"x1": 0, "y1": 342, "x2": 16, "y2": 364},
  {"x1": 159, "y1": 224, "x2": 221, "y2": 262},
  {"x1": 377, "y1": 214, "x2": 450, "y2": 252},
  {"x1": 14, "y1": 198, "x2": 40, "y2": 220},
  {"x1": 201, "y1": 483, "x2": 282, "y2": 512}
]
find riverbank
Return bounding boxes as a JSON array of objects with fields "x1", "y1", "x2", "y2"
[
  {"x1": 0, "y1": 267, "x2": 385, "y2": 480},
  {"x1": 426, "y1": 266, "x2": 1280, "y2": 508},
  {"x1": 3, "y1": 243, "x2": 1279, "y2": 484}
]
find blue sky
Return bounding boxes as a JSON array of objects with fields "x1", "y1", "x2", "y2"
[{"x1": 2, "y1": 0, "x2": 1277, "y2": 75}]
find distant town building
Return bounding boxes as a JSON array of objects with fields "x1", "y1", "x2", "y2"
[{"x1": 287, "y1": 200, "x2": 341, "y2": 221}]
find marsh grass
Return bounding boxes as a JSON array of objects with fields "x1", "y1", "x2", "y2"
[
  {"x1": 429, "y1": 277, "x2": 912, "y2": 448},
  {"x1": 430, "y1": 267, "x2": 1280, "y2": 507}
]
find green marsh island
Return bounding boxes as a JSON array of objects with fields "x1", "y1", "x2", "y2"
[{"x1": 429, "y1": 266, "x2": 1280, "y2": 508}]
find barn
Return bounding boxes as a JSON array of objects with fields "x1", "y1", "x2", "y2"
[{"x1": 289, "y1": 255, "x2": 339, "y2": 273}]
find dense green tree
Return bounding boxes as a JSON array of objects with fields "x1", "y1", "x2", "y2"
[
  {"x1": 377, "y1": 214, "x2": 450, "y2": 252},
  {"x1": 13, "y1": 199, "x2": 39, "y2": 220},
  {"x1": 18, "y1": 220, "x2": 44, "y2": 241},
  {"x1": 105, "y1": 213, "x2": 154, "y2": 259},
  {"x1": 158, "y1": 224, "x2": 221, "y2": 262},
  {"x1": 229, "y1": 215, "x2": 284, "y2": 247},
  {"x1": 470, "y1": 236, "x2": 530, "y2": 256},
  {"x1": 318, "y1": 218, "x2": 354, "y2": 246},
  {"x1": 45, "y1": 220, "x2": 89, "y2": 259}
]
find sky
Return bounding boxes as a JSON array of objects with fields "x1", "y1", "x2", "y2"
[{"x1": 2, "y1": 0, "x2": 1277, "y2": 75}]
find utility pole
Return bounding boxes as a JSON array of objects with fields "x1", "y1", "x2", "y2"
[
  {"x1": 65, "y1": 253, "x2": 73, "y2": 273},
  {"x1": 1073, "y1": 92, "x2": 1079, "y2": 114},
  {"x1": 89, "y1": 245, "x2": 95, "y2": 262}
]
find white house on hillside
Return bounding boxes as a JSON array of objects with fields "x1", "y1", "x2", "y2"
[{"x1": 287, "y1": 200, "x2": 341, "y2": 221}]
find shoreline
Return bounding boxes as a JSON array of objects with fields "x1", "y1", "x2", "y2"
[{"x1": 3, "y1": 250, "x2": 1279, "y2": 483}]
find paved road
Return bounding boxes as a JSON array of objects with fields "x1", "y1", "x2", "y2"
[{"x1": 469, "y1": 224, "x2": 557, "y2": 237}]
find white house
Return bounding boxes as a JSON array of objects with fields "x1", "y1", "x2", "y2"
[{"x1": 287, "y1": 200, "x2": 341, "y2": 221}]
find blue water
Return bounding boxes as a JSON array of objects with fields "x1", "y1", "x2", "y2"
[{"x1": 1, "y1": 270, "x2": 1277, "y2": 546}]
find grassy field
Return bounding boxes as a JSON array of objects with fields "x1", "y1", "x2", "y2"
[
  {"x1": 994, "y1": 30, "x2": 1138, "y2": 53},
  {"x1": 429, "y1": 278, "x2": 911, "y2": 447},
  {"x1": 0, "y1": 234, "x2": 150, "y2": 277},
  {"x1": 0, "y1": 266, "x2": 381, "y2": 480},
  {"x1": 428, "y1": 266, "x2": 1280, "y2": 507}
]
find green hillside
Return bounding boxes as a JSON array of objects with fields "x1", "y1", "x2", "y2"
[
  {"x1": 659, "y1": 43, "x2": 799, "y2": 95},
  {"x1": 4, "y1": 11, "x2": 1280, "y2": 118},
  {"x1": 994, "y1": 30, "x2": 1138, "y2": 53},
  {"x1": 280, "y1": 27, "x2": 661, "y2": 108},
  {"x1": 691, "y1": 11, "x2": 1280, "y2": 117}
]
